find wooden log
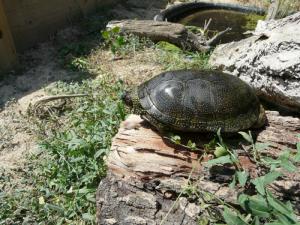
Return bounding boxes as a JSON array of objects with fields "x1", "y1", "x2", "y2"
[
  {"x1": 96, "y1": 112, "x2": 300, "y2": 225},
  {"x1": 106, "y1": 20, "x2": 230, "y2": 52}
]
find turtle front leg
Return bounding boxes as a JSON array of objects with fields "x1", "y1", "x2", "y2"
[
  {"x1": 141, "y1": 114, "x2": 196, "y2": 150},
  {"x1": 141, "y1": 114, "x2": 169, "y2": 134}
]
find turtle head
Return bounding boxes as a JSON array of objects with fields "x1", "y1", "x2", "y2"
[
  {"x1": 121, "y1": 91, "x2": 134, "y2": 107},
  {"x1": 121, "y1": 88, "x2": 144, "y2": 114}
]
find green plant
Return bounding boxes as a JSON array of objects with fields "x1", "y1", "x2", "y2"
[
  {"x1": 101, "y1": 27, "x2": 154, "y2": 57},
  {"x1": 242, "y1": 14, "x2": 265, "y2": 30},
  {"x1": 162, "y1": 131, "x2": 300, "y2": 225},
  {"x1": 68, "y1": 57, "x2": 89, "y2": 71},
  {"x1": 205, "y1": 130, "x2": 300, "y2": 225},
  {"x1": 58, "y1": 42, "x2": 91, "y2": 72},
  {"x1": 154, "y1": 44, "x2": 211, "y2": 71},
  {"x1": 0, "y1": 76, "x2": 126, "y2": 224},
  {"x1": 101, "y1": 27, "x2": 126, "y2": 56}
]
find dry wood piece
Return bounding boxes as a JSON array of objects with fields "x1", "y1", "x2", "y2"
[
  {"x1": 106, "y1": 20, "x2": 231, "y2": 52},
  {"x1": 96, "y1": 112, "x2": 300, "y2": 225},
  {"x1": 266, "y1": 0, "x2": 280, "y2": 20}
]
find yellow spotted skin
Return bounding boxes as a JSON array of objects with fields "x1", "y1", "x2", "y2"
[{"x1": 130, "y1": 70, "x2": 265, "y2": 133}]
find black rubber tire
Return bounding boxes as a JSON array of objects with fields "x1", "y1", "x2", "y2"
[{"x1": 154, "y1": 2, "x2": 265, "y2": 22}]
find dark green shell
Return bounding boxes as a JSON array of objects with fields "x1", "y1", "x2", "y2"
[{"x1": 137, "y1": 70, "x2": 260, "y2": 132}]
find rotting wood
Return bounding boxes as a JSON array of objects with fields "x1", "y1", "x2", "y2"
[
  {"x1": 96, "y1": 112, "x2": 300, "y2": 225},
  {"x1": 106, "y1": 20, "x2": 231, "y2": 52}
]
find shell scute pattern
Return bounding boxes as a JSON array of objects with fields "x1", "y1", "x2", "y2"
[{"x1": 138, "y1": 70, "x2": 261, "y2": 132}]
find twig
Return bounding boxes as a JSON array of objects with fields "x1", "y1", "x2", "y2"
[
  {"x1": 203, "y1": 18, "x2": 212, "y2": 34},
  {"x1": 28, "y1": 94, "x2": 88, "y2": 115},
  {"x1": 206, "y1": 27, "x2": 232, "y2": 46},
  {"x1": 266, "y1": 0, "x2": 280, "y2": 20}
]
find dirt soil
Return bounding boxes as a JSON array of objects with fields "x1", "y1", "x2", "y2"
[{"x1": 0, "y1": 0, "x2": 170, "y2": 171}]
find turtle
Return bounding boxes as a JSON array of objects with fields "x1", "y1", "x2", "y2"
[{"x1": 122, "y1": 70, "x2": 266, "y2": 133}]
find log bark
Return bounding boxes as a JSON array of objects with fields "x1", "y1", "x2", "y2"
[
  {"x1": 96, "y1": 112, "x2": 300, "y2": 225},
  {"x1": 106, "y1": 20, "x2": 230, "y2": 52}
]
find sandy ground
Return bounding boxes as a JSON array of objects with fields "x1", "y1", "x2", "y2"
[
  {"x1": 0, "y1": 44, "x2": 80, "y2": 169},
  {"x1": 0, "y1": 0, "x2": 170, "y2": 171}
]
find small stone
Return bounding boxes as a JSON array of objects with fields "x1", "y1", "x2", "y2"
[
  {"x1": 124, "y1": 216, "x2": 147, "y2": 225},
  {"x1": 104, "y1": 218, "x2": 118, "y2": 225},
  {"x1": 185, "y1": 202, "x2": 201, "y2": 218},
  {"x1": 163, "y1": 190, "x2": 174, "y2": 199},
  {"x1": 179, "y1": 197, "x2": 188, "y2": 211}
]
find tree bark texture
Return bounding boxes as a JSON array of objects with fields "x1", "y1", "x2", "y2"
[{"x1": 96, "y1": 112, "x2": 300, "y2": 225}]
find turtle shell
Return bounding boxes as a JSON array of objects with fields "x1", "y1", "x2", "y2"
[{"x1": 137, "y1": 70, "x2": 261, "y2": 132}]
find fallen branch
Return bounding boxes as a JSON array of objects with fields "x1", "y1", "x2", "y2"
[
  {"x1": 107, "y1": 20, "x2": 231, "y2": 52},
  {"x1": 28, "y1": 94, "x2": 88, "y2": 116},
  {"x1": 206, "y1": 27, "x2": 232, "y2": 46},
  {"x1": 203, "y1": 18, "x2": 212, "y2": 34}
]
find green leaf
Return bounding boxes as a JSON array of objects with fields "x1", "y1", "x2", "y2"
[
  {"x1": 265, "y1": 222, "x2": 285, "y2": 225},
  {"x1": 238, "y1": 194, "x2": 271, "y2": 218},
  {"x1": 238, "y1": 131, "x2": 253, "y2": 144},
  {"x1": 187, "y1": 140, "x2": 197, "y2": 150},
  {"x1": 82, "y1": 213, "x2": 95, "y2": 221},
  {"x1": 280, "y1": 159, "x2": 297, "y2": 172},
  {"x1": 171, "y1": 135, "x2": 181, "y2": 144},
  {"x1": 252, "y1": 171, "x2": 282, "y2": 195},
  {"x1": 94, "y1": 149, "x2": 106, "y2": 159},
  {"x1": 111, "y1": 26, "x2": 120, "y2": 34},
  {"x1": 276, "y1": 213, "x2": 296, "y2": 225},
  {"x1": 266, "y1": 190, "x2": 297, "y2": 223},
  {"x1": 278, "y1": 150, "x2": 290, "y2": 160},
  {"x1": 156, "y1": 41, "x2": 182, "y2": 52},
  {"x1": 252, "y1": 178, "x2": 266, "y2": 195},
  {"x1": 264, "y1": 171, "x2": 282, "y2": 184},
  {"x1": 223, "y1": 207, "x2": 250, "y2": 225},
  {"x1": 252, "y1": 216, "x2": 260, "y2": 225},
  {"x1": 214, "y1": 145, "x2": 228, "y2": 157},
  {"x1": 44, "y1": 203, "x2": 64, "y2": 215},
  {"x1": 262, "y1": 157, "x2": 281, "y2": 165},
  {"x1": 294, "y1": 142, "x2": 300, "y2": 162},
  {"x1": 101, "y1": 30, "x2": 110, "y2": 40},
  {"x1": 236, "y1": 171, "x2": 249, "y2": 187},
  {"x1": 117, "y1": 102, "x2": 126, "y2": 120},
  {"x1": 254, "y1": 143, "x2": 269, "y2": 151},
  {"x1": 116, "y1": 36, "x2": 125, "y2": 46},
  {"x1": 217, "y1": 128, "x2": 224, "y2": 145},
  {"x1": 229, "y1": 174, "x2": 236, "y2": 189},
  {"x1": 206, "y1": 155, "x2": 233, "y2": 167},
  {"x1": 198, "y1": 216, "x2": 209, "y2": 225}
]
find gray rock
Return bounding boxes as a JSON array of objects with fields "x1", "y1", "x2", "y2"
[{"x1": 210, "y1": 12, "x2": 300, "y2": 112}]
